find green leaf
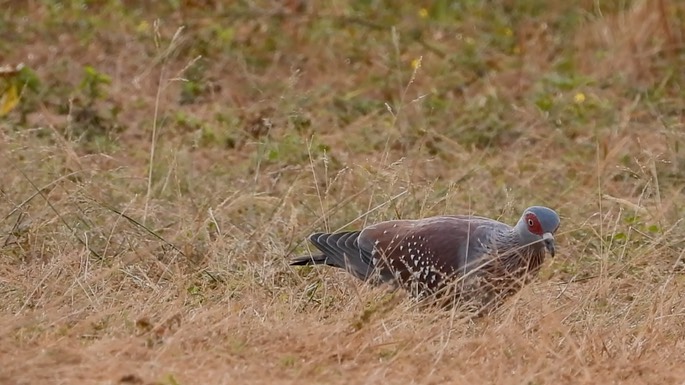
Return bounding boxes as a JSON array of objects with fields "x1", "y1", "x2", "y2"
[{"x1": 535, "y1": 95, "x2": 553, "y2": 112}]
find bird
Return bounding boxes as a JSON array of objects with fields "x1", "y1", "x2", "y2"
[{"x1": 290, "y1": 206, "x2": 560, "y2": 311}]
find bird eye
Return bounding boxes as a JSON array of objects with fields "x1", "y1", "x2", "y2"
[{"x1": 527, "y1": 219, "x2": 534, "y2": 227}]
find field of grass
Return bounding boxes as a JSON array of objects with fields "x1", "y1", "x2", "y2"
[{"x1": 2, "y1": 1, "x2": 685, "y2": 384}]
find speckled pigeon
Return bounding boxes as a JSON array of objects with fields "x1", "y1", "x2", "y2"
[{"x1": 291, "y1": 206, "x2": 560, "y2": 310}]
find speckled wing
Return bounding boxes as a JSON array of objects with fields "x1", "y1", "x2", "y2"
[{"x1": 358, "y1": 215, "x2": 511, "y2": 293}]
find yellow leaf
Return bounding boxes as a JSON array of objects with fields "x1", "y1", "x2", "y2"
[{"x1": 0, "y1": 83, "x2": 19, "y2": 117}]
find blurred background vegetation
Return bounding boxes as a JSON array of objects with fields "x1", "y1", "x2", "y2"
[{"x1": 2, "y1": 1, "x2": 685, "y2": 383}]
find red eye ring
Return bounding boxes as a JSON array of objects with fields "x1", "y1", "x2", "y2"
[{"x1": 524, "y1": 213, "x2": 543, "y2": 235}]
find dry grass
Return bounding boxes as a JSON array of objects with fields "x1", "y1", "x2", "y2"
[{"x1": 2, "y1": 1, "x2": 685, "y2": 384}]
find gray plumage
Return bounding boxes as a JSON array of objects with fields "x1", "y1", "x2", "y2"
[{"x1": 291, "y1": 206, "x2": 560, "y2": 310}]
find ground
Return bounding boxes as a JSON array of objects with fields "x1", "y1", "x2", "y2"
[{"x1": 2, "y1": 1, "x2": 685, "y2": 384}]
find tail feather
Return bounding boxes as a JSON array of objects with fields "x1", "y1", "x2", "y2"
[
  {"x1": 294, "y1": 231, "x2": 376, "y2": 281},
  {"x1": 309, "y1": 233, "x2": 346, "y2": 267},
  {"x1": 289, "y1": 232, "x2": 350, "y2": 268},
  {"x1": 289, "y1": 254, "x2": 329, "y2": 266}
]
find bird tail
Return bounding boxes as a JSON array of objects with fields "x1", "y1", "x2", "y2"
[
  {"x1": 289, "y1": 254, "x2": 330, "y2": 266},
  {"x1": 291, "y1": 232, "x2": 376, "y2": 282}
]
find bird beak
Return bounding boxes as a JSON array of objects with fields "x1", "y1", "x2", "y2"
[{"x1": 542, "y1": 232, "x2": 555, "y2": 257}]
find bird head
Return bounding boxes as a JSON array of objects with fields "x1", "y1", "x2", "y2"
[{"x1": 515, "y1": 206, "x2": 560, "y2": 257}]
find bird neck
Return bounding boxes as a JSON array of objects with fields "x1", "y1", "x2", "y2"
[
  {"x1": 494, "y1": 227, "x2": 519, "y2": 248},
  {"x1": 498, "y1": 225, "x2": 546, "y2": 273}
]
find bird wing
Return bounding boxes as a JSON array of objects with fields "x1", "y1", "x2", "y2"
[{"x1": 358, "y1": 216, "x2": 511, "y2": 290}]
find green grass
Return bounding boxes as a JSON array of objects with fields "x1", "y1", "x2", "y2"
[{"x1": 2, "y1": 1, "x2": 685, "y2": 384}]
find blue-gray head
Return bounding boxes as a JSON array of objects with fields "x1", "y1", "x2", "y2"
[{"x1": 514, "y1": 206, "x2": 560, "y2": 257}]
